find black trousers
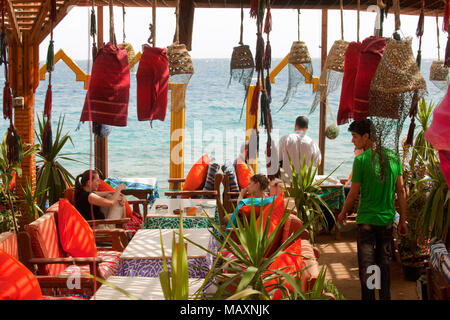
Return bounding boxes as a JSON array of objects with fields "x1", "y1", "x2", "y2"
[{"x1": 356, "y1": 223, "x2": 393, "y2": 300}]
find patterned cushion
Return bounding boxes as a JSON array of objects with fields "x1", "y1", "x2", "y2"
[
  {"x1": 222, "y1": 161, "x2": 240, "y2": 193},
  {"x1": 0, "y1": 232, "x2": 18, "y2": 259},
  {"x1": 430, "y1": 240, "x2": 450, "y2": 283},
  {"x1": 58, "y1": 250, "x2": 121, "y2": 280},
  {"x1": 202, "y1": 160, "x2": 220, "y2": 198},
  {"x1": 25, "y1": 212, "x2": 68, "y2": 276}
]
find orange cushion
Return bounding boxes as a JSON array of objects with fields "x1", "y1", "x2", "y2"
[
  {"x1": 264, "y1": 238, "x2": 303, "y2": 300},
  {"x1": 0, "y1": 250, "x2": 43, "y2": 300},
  {"x1": 57, "y1": 199, "x2": 97, "y2": 257},
  {"x1": 256, "y1": 194, "x2": 286, "y2": 257},
  {"x1": 238, "y1": 205, "x2": 262, "y2": 220},
  {"x1": 182, "y1": 154, "x2": 210, "y2": 191},
  {"x1": 25, "y1": 212, "x2": 68, "y2": 276},
  {"x1": 97, "y1": 179, "x2": 132, "y2": 218},
  {"x1": 235, "y1": 158, "x2": 254, "y2": 189}
]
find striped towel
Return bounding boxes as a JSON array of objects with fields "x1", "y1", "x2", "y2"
[{"x1": 430, "y1": 240, "x2": 450, "y2": 284}]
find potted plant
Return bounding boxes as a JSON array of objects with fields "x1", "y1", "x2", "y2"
[
  {"x1": 281, "y1": 153, "x2": 337, "y2": 244},
  {"x1": 0, "y1": 130, "x2": 39, "y2": 232},
  {"x1": 35, "y1": 114, "x2": 81, "y2": 210}
]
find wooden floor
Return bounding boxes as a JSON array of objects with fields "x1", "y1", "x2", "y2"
[{"x1": 315, "y1": 221, "x2": 419, "y2": 300}]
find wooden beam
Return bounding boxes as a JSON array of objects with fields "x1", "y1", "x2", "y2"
[
  {"x1": 38, "y1": 0, "x2": 78, "y2": 43},
  {"x1": 6, "y1": 0, "x2": 22, "y2": 44},
  {"x1": 30, "y1": 0, "x2": 52, "y2": 41},
  {"x1": 319, "y1": 9, "x2": 327, "y2": 175},
  {"x1": 174, "y1": 0, "x2": 195, "y2": 51}
]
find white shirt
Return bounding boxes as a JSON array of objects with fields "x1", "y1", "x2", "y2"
[{"x1": 277, "y1": 130, "x2": 322, "y2": 183}]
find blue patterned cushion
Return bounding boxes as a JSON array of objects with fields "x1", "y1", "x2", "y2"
[
  {"x1": 222, "y1": 161, "x2": 240, "y2": 193},
  {"x1": 202, "y1": 161, "x2": 220, "y2": 198},
  {"x1": 430, "y1": 240, "x2": 450, "y2": 283}
]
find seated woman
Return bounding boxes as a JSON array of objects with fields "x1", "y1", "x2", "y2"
[
  {"x1": 226, "y1": 174, "x2": 275, "y2": 228},
  {"x1": 74, "y1": 169, "x2": 127, "y2": 223}
]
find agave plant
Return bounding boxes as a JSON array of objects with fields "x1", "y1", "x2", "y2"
[
  {"x1": 36, "y1": 114, "x2": 81, "y2": 209},
  {"x1": 20, "y1": 178, "x2": 45, "y2": 223},
  {"x1": 281, "y1": 153, "x2": 338, "y2": 244},
  {"x1": 0, "y1": 130, "x2": 39, "y2": 232},
  {"x1": 204, "y1": 198, "x2": 310, "y2": 300}
]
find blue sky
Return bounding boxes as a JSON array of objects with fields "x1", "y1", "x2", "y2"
[{"x1": 40, "y1": 7, "x2": 447, "y2": 61}]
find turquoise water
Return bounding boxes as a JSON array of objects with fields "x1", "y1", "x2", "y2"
[{"x1": 0, "y1": 58, "x2": 446, "y2": 194}]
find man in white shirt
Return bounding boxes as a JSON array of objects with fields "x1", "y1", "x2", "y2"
[{"x1": 276, "y1": 116, "x2": 322, "y2": 183}]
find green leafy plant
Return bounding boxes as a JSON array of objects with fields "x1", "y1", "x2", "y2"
[
  {"x1": 281, "y1": 153, "x2": 338, "y2": 244},
  {"x1": 0, "y1": 130, "x2": 39, "y2": 233},
  {"x1": 36, "y1": 114, "x2": 80, "y2": 209},
  {"x1": 409, "y1": 150, "x2": 449, "y2": 247},
  {"x1": 206, "y1": 198, "x2": 310, "y2": 300},
  {"x1": 20, "y1": 178, "x2": 45, "y2": 223}
]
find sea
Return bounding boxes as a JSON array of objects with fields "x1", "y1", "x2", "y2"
[{"x1": 0, "y1": 58, "x2": 446, "y2": 194}]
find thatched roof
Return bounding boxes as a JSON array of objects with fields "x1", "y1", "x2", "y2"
[{"x1": 3, "y1": 0, "x2": 445, "y2": 45}]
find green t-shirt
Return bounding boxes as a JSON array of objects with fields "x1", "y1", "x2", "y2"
[{"x1": 351, "y1": 148, "x2": 402, "y2": 226}]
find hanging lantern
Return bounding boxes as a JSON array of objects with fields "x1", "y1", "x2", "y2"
[
  {"x1": 368, "y1": 37, "x2": 427, "y2": 180},
  {"x1": 120, "y1": 42, "x2": 137, "y2": 69},
  {"x1": 310, "y1": 39, "x2": 349, "y2": 114},
  {"x1": 229, "y1": 3, "x2": 254, "y2": 87},
  {"x1": 430, "y1": 60, "x2": 449, "y2": 90},
  {"x1": 230, "y1": 45, "x2": 254, "y2": 87},
  {"x1": 167, "y1": 42, "x2": 194, "y2": 84},
  {"x1": 288, "y1": 41, "x2": 313, "y2": 72}
]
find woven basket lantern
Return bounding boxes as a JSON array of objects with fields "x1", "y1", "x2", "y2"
[
  {"x1": 120, "y1": 42, "x2": 136, "y2": 68},
  {"x1": 326, "y1": 40, "x2": 349, "y2": 73},
  {"x1": 288, "y1": 41, "x2": 312, "y2": 66},
  {"x1": 429, "y1": 60, "x2": 449, "y2": 90},
  {"x1": 369, "y1": 37, "x2": 427, "y2": 120},
  {"x1": 230, "y1": 44, "x2": 254, "y2": 86},
  {"x1": 167, "y1": 42, "x2": 194, "y2": 83}
]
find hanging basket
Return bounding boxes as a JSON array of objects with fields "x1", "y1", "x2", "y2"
[
  {"x1": 326, "y1": 40, "x2": 349, "y2": 73},
  {"x1": 167, "y1": 42, "x2": 194, "y2": 84},
  {"x1": 230, "y1": 44, "x2": 255, "y2": 86},
  {"x1": 288, "y1": 41, "x2": 312, "y2": 66},
  {"x1": 369, "y1": 37, "x2": 427, "y2": 120},
  {"x1": 429, "y1": 60, "x2": 449, "y2": 90},
  {"x1": 119, "y1": 42, "x2": 136, "y2": 69}
]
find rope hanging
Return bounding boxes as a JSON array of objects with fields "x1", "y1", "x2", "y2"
[
  {"x1": 109, "y1": 0, "x2": 116, "y2": 46},
  {"x1": 42, "y1": 0, "x2": 58, "y2": 157},
  {"x1": 340, "y1": 0, "x2": 344, "y2": 40},
  {"x1": 148, "y1": 0, "x2": 156, "y2": 46}
]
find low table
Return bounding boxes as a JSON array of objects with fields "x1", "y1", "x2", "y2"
[
  {"x1": 92, "y1": 276, "x2": 205, "y2": 300},
  {"x1": 144, "y1": 198, "x2": 219, "y2": 230},
  {"x1": 117, "y1": 228, "x2": 217, "y2": 278}
]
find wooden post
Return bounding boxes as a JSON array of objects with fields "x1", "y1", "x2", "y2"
[
  {"x1": 245, "y1": 85, "x2": 258, "y2": 173},
  {"x1": 169, "y1": 83, "x2": 187, "y2": 189},
  {"x1": 319, "y1": 9, "x2": 328, "y2": 175},
  {"x1": 94, "y1": 5, "x2": 108, "y2": 179},
  {"x1": 12, "y1": 33, "x2": 38, "y2": 227},
  {"x1": 177, "y1": 0, "x2": 195, "y2": 51}
]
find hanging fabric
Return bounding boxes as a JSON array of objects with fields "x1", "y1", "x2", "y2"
[
  {"x1": 136, "y1": 45, "x2": 169, "y2": 124},
  {"x1": 80, "y1": 0, "x2": 130, "y2": 127},
  {"x1": 136, "y1": 0, "x2": 169, "y2": 125},
  {"x1": 430, "y1": 15, "x2": 449, "y2": 90},
  {"x1": 309, "y1": 0, "x2": 349, "y2": 115},
  {"x1": 279, "y1": 9, "x2": 313, "y2": 111},
  {"x1": 368, "y1": 0, "x2": 427, "y2": 181},
  {"x1": 444, "y1": 0, "x2": 450, "y2": 67}
]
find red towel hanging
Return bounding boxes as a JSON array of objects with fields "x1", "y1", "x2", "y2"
[
  {"x1": 80, "y1": 42, "x2": 130, "y2": 126},
  {"x1": 136, "y1": 45, "x2": 169, "y2": 123},
  {"x1": 337, "y1": 41, "x2": 361, "y2": 125},
  {"x1": 353, "y1": 36, "x2": 386, "y2": 121}
]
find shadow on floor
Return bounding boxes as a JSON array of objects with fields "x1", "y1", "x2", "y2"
[{"x1": 315, "y1": 221, "x2": 419, "y2": 300}]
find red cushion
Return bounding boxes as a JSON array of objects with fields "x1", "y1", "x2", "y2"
[
  {"x1": 0, "y1": 232, "x2": 18, "y2": 259},
  {"x1": 238, "y1": 205, "x2": 262, "y2": 220},
  {"x1": 0, "y1": 250, "x2": 43, "y2": 300},
  {"x1": 25, "y1": 212, "x2": 68, "y2": 276},
  {"x1": 182, "y1": 154, "x2": 210, "y2": 191},
  {"x1": 256, "y1": 194, "x2": 286, "y2": 257},
  {"x1": 264, "y1": 238, "x2": 303, "y2": 300},
  {"x1": 97, "y1": 179, "x2": 132, "y2": 218},
  {"x1": 235, "y1": 158, "x2": 254, "y2": 189},
  {"x1": 57, "y1": 199, "x2": 97, "y2": 258}
]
